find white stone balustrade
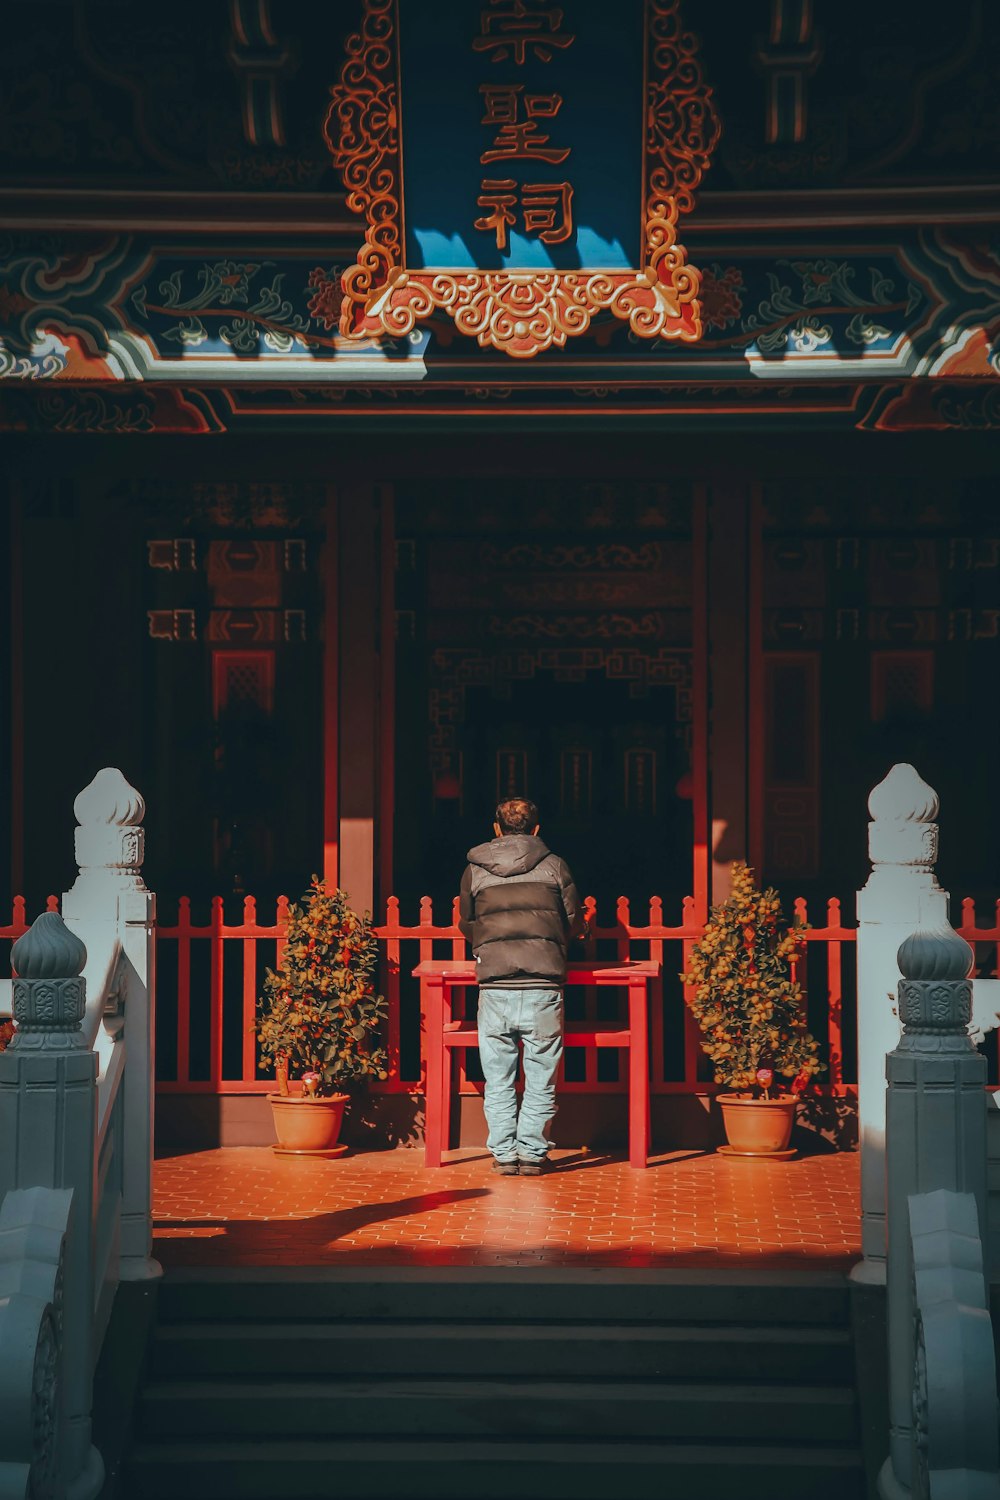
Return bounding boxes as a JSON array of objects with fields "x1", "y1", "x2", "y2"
[
  {"x1": 853, "y1": 764, "x2": 949, "y2": 1284},
  {"x1": 0, "y1": 767, "x2": 160, "y2": 1498},
  {"x1": 62, "y1": 768, "x2": 159, "y2": 1284},
  {"x1": 880, "y1": 923, "x2": 996, "y2": 1499},
  {"x1": 0, "y1": 913, "x2": 104, "y2": 1500}
]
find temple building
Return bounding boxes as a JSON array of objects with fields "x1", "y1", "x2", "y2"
[
  {"x1": 4, "y1": 1, "x2": 1000, "y2": 914},
  {"x1": 3, "y1": 4, "x2": 1000, "y2": 1497},
  {"x1": 4, "y1": 0, "x2": 1000, "y2": 1137}
]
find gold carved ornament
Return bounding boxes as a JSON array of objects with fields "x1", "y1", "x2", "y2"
[{"x1": 323, "y1": 0, "x2": 720, "y2": 359}]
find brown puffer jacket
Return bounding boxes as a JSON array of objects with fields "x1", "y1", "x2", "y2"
[{"x1": 458, "y1": 835, "x2": 584, "y2": 989}]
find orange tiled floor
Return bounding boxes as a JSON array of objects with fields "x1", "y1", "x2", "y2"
[{"x1": 153, "y1": 1146, "x2": 861, "y2": 1270}]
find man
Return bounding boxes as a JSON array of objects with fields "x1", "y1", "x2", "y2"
[{"x1": 458, "y1": 797, "x2": 585, "y2": 1176}]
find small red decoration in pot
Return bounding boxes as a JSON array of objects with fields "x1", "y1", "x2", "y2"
[
  {"x1": 790, "y1": 1069, "x2": 810, "y2": 1095},
  {"x1": 301, "y1": 1070, "x2": 321, "y2": 1098},
  {"x1": 756, "y1": 1067, "x2": 774, "y2": 1096}
]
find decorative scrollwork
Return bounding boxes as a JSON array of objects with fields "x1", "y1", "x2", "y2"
[
  {"x1": 31, "y1": 1307, "x2": 59, "y2": 1495},
  {"x1": 324, "y1": 0, "x2": 719, "y2": 357},
  {"x1": 912, "y1": 1311, "x2": 930, "y2": 1500},
  {"x1": 323, "y1": 0, "x2": 401, "y2": 337}
]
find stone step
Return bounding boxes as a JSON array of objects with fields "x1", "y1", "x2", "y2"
[
  {"x1": 151, "y1": 1320, "x2": 854, "y2": 1383},
  {"x1": 156, "y1": 1267, "x2": 850, "y2": 1328},
  {"x1": 137, "y1": 1375, "x2": 859, "y2": 1444},
  {"x1": 123, "y1": 1437, "x2": 866, "y2": 1500}
]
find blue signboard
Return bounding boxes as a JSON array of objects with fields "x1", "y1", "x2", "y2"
[
  {"x1": 327, "y1": 0, "x2": 718, "y2": 357},
  {"x1": 397, "y1": 0, "x2": 644, "y2": 271}
]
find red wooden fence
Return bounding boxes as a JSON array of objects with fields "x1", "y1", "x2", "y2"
[{"x1": 4, "y1": 893, "x2": 1000, "y2": 1097}]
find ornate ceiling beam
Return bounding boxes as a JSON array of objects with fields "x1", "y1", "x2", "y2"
[
  {"x1": 226, "y1": 0, "x2": 296, "y2": 151},
  {"x1": 755, "y1": 0, "x2": 822, "y2": 147}
]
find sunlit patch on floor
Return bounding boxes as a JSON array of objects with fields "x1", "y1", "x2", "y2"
[{"x1": 153, "y1": 1145, "x2": 861, "y2": 1270}]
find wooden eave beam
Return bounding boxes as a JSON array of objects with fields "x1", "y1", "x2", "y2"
[{"x1": 0, "y1": 183, "x2": 998, "y2": 235}]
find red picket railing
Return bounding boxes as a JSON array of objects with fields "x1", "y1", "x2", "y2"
[
  {"x1": 959, "y1": 898, "x2": 1000, "y2": 985},
  {"x1": 4, "y1": 891, "x2": 999, "y2": 1098},
  {"x1": 148, "y1": 891, "x2": 860, "y2": 1099},
  {"x1": 154, "y1": 896, "x2": 291, "y2": 1096},
  {"x1": 0, "y1": 894, "x2": 60, "y2": 961}
]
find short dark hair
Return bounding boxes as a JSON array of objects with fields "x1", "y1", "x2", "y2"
[{"x1": 495, "y1": 797, "x2": 539, "y2": 835}]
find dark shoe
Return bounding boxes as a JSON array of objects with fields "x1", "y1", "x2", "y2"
[
  {"x1": 517, "y1": 1158, "x2": 550, "y2": 1176},
  {"x1": 492, "y1": 1159, "x2": 519, "y2": 1176}
]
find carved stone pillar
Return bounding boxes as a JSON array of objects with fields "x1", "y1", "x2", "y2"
[
  {"x1": 852, "y1": 764, "x2": 949, "y2": 1284},
  {"x1": 0, "y1": 913, "x2": 104, "y2": 1500},
  {"x1": 0, "y1": 1186, "x2": 73, "y2": 1500},
  {"x1": 62, "y1": 768, "x2": 160, "y2": 1282},
  {"x1": 880, "y1": 923, "x2": 986, "y2": 1500}
]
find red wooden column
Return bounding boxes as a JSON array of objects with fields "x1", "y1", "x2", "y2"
[
  {"x1": 705, "y1": 482, "x2": 765, "y2": 898},
  {"x1": 378, "y1": 485, "x2": 396, "y2": 910},
  {"x1": 8, "y1": 478, "x2": 24, "y2": 902},
  {"x1": 339, "y1": 481, "x2": 375, "y2": 911},
  {"x1": 747, "y1": 483, "x2": 765, "y2": 879},
  {"x1": 322, "y1": 485, "x2": 339, "y2": 888},
  {"x1": 691, "y1": 484, "x2": 710, "y2": 922},
  {"x1": 332, "y1": 482, "x2": 393, "y2": 915}
]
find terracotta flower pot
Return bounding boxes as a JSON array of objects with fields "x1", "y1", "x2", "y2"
[
  {"x1": 268, "y1": 1092, "x2": 350, "y2": 1158},
  {"x1": 717, "y1": 1093, "x2": 797, "y2": 1158}
]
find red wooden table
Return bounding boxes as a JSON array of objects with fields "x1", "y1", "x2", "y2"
[{"x1": 412, "y1": 960, "x2": 660, "y2": 1170}]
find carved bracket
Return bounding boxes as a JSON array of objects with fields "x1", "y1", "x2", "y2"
[{"x1": 0, "y1": 1187, "x2": 72, "y2": 1500}]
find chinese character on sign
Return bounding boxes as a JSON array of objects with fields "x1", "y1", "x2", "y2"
[
  {"x1": 520, "y1": 180, "x2": 574, "y2": 242},
  {"x1": 475, "y1": 178, "x2": 574, "y2": 249},
  {"x1": 480, "y1": 85, "x2": 569, "y2": 164},
  {"x1": 473, "y1": 1, "x2": 576, "y2": 65},
  {"x1": 475, "y1": 180, "x2": 518, "y2": 250}
]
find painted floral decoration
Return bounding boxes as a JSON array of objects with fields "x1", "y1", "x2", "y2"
[
  {"x1": 257, "y1": 878, "x2": 388, "y2": 1096},
  {"x1": 680, "y1": 861, "x2": 822, "y2": 1093},
  {"x1": 698, "y1": 263, "x2": 744, "y2": 332},
  {"x1": 306, "y1": 266, "x2": 345, "y2": 331}
]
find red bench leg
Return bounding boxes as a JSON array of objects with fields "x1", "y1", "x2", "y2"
[
  {"x1": 628, "y1": 980, "x2": 650, "y2": 1168},
  {"x1": 424, "y1": 978, "x2": 445, "y2": 1168}
]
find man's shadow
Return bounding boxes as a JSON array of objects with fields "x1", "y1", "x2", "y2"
[{"x1": 154, "y1": 1187, "x2": 490, "y2": 1257}]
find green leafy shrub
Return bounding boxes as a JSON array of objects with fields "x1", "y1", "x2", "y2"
[
  {"x1": 680, "y1": 861, "x2": 822, "y2": 1093},
  {"x1": 257, "y1": 878, "x2": 387, "y2": 1095}
]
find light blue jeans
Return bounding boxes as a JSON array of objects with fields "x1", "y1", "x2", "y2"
[{"x1": 477, "y1": 987, "x2": 564, "y2": 1164}]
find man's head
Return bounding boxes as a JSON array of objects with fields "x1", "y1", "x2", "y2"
[{"x1": 493, "y1": 797, "x2": 540, "y2": 838}]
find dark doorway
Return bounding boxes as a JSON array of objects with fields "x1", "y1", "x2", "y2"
[
  {"x1": 448, "y1": 674, "x2": 690, "y2": 914},
  {"x1": 391, "y1": 480, "x2": 696, "y2": 919}
]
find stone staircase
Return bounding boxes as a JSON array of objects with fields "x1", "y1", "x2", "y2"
[{"x1": 122, "y1": 1267, "x2": 866, "y2": 1499}]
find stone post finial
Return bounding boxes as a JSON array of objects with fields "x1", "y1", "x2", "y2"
[
  {"x1": 9, "y1": 912, "x2": 88, "y2": 1051},
  {"x1": 896, "y1": 925, "x2": 974, "y2": 1040},
  {"x1": 898, "y1": 925, "x2": 974, "y2": 983},
  {"x1": 868, "y1": 764, "x2": 940, "y2": 870},
  {"x1": 73, "y1": 767, "x2": 145, "y2": 829},
  {"x1": 72, "y1": 768, "x2": 146, "y2": 887},
  {"x1": 868, "y1": 763, "x2": 940, "y2": 823}
]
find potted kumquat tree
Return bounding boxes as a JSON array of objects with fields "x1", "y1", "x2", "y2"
[
  {"x1": 681, "y1": 861, "x2": 822, "y2": 1157},
  {"x1": 257, "y1": 878, "x2": 388, "y2": 1157}
]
